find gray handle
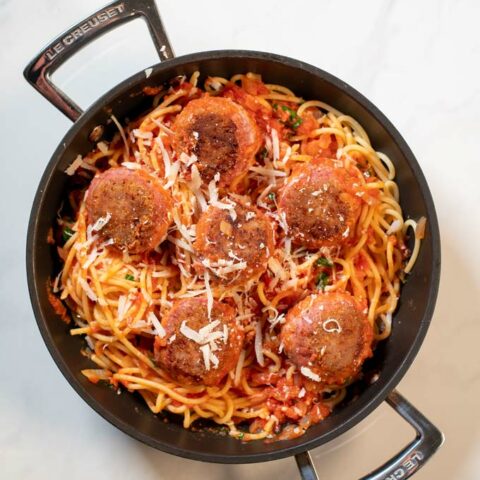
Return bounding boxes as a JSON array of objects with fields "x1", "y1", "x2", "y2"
[
  {"x1": 296, "y1": 451, "x2": 319, "y2": 480},
  {"x1": 295, "y1": 390, "x2": 444, "y2": 480},
  {"x1": 23, "y1": 0, "x2": 174, "y2": 121}
]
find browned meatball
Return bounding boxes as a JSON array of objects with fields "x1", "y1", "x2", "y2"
[
  {"x1": 194, "y1": 202, "x2": 274, "y2": 286},
  {"x1": 85, "y1": 167, "x2": 173, "y2": 254},
  {"x1": 172, "y1": 96, "x2": 260, "y2": 185},
  {"x1": 280, "y1": 291, "x2": 373, "y2": 385},
  {"x1": 155, "y1": 298, "x2": 244, "y2": 386},
  {"x1": 278, "y1": 158, "x2": 361, "y2": 249}
]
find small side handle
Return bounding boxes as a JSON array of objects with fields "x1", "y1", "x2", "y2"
[
  {"x1": 23, "y1": 0, "x2": 174, "y2": 122},
  {"x1": 360, "y1": 390, "x2": 444, "y2": 480},
  {"x1": 295, "y1": 390, "x2": 444, "y2": 480}
]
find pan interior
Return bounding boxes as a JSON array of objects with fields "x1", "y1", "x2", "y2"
[{"x1": 27, "y1": 51, "x2": 439, "y2": 463}]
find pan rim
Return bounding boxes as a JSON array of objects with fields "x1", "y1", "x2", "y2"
[{"x1": 26, "y1": 49, "x2": 441, "y2": 463}]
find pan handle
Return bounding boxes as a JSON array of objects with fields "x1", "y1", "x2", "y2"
[
  {"x1": 23, "y1": 0, "x2": 174, "y2": 122},
  {"x1": 295, "y1": 390, "x2": 444, "y2": 480}
]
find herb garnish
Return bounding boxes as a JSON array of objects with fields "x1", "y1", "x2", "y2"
[
  {"x1": 316, "y1": 257, "x2": 333, "y2": 268},
  {"x1": 316, "y1": 272, "x2": 329, "y2": 290},
  {"x1": 281, "y1": 105, "x2": 303, "y2": 129},
  {"x1": 62, "y1": 226, "x2": 75, "y2": 243},
  {"x1": 292, "y1": 118, "x2": 302, "y2": 129}
]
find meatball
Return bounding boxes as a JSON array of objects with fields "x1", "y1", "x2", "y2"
[
  {"x1": 85, "y1": 167, "x2": 173, "y2": 254},
  {"x1": 172, "y1": 96, "x2": 260, "y2": 185},
  {"x1": 194, "y1": 202, "x2": 274, "y2": 286},
  {"x1": 280, "y1": 291, "x2": 373, "y2": 385},
  {"x1": 155, "y1": 298, "x2": 244, "y2": 386},
  {"x1": 278, "y1": 158, "x2": 361, "y2": 248}
]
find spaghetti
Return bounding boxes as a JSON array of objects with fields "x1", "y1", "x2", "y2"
[{"x1": 51, "y1": 72, "x2": 425, "y2": 442}]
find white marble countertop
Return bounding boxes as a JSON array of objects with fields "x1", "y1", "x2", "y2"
[{"x1": 1, "y1": 0, "x2": 479, "y2": 478}]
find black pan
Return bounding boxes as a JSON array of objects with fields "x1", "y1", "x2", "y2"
[{"x1": 24, "y1": 1, "x2": 443, "y2": 478}]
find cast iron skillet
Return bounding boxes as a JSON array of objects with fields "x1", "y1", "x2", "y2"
[{"x1": 24, "y1": 1, "x2": 443, "y2": 478}]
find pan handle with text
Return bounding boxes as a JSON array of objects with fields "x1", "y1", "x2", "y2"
[
  {"x1": 23, "y1": 0, "x2": 174, "y2": 121},
  {"x1": 295, "y1": 390, "x2": 443, "y2": 480}
]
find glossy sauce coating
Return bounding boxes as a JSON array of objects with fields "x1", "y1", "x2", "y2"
[
  {"x1": 278, "y1": 157, "x2": 361, "y2": 248},
  {"x1": 172, "y1": 96, "x2": 261, "y2": 185},
  {"x1": 194, "y1": 203, "x2": 275, "y2": 286},
  {"x1": 85, "y1": 167, "x2": 173, "y2": 254},
  {"x1": 155, "y1": 298, "x2": 244, "y2": 386},
  {"x1": 280, "y1": 291, "x2": 373, "y2": 385}
]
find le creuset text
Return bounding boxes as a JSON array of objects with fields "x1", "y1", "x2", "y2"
[{"x1": 45, "y1": 4, "x2": 125, "y2": 61}]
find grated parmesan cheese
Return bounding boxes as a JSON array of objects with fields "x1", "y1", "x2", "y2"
[
  {"x1": 164, "y1": 160, "x2": 181, "y2": 189},
  {"x1": 167, "y1": 235, "x2": 194, "y2": 253},
  {"x1": 300, "y1": 366, "x2": 321, "y2": 382},
  {"x1": 284, "y1": 237, "x2": 292, "y2": 256},
  {"x1": 208, "y1": 79, "x2": 222, "y2": 91},
  {"x1": 249, "y1": 166, "x2": 286, "y2": 177},
  {"x1": 189, "y1": 165, "x2": 208, "y2": 211},
  {"x1": 180, "y1": 321, "x2": 203, "y2": 343},
  {"x1": 281, "y1": 146, "x2": 292, "y2": 166},
  {"x1": 179, "y1": 318, "x2": 225, "y2": 371},
  {"x1": 255, "y1": 321, "x2": 265, "y2": 366},
  {"x1": 204, "y1": 271, "x2": 213, "y2": 320},
  {"x1": 99, "y1": 238, "x2": 114, "y2": 249},
  {"x1": 52, "y1": 271, "x2": 62, "y2": 293},
  {"x1": 387, "y1": 219, "x2": 402, "y2": 235},
  {"x1": 267, "y1": 257, "x2": 288, "y2": 281},
  {"x1": 151, "y1": 269, "x2": 175, "y2": 278},
  {"x1": 223, "y1": 324, "x2": 229, "y2": 343},
  {"x1": 179, "y1": 151, "x2": 198, "y2": 167},
  {"x1": 277, "y1": 211, "x2": 289, "y2": 233},
  {"x1": 234, "y1": 349, "x2": 246, "y2": 386},
  {"x1": 198, "y1": 320, "x2": 222, "y2": 339},
  {"x1": 129, "y1": 320, "x2": 151, "y2": 331},
  {"x1": 271, "y1": 129, "x2": 280, "y2": 163},
  {"x1": 208, "y1": 173, "x2": 220, "y2": 202},
  {"x1": 65, "y1": 155, "x2": 83, "y2": 176},
  {"x1": 171, "y1": 209, "x2": 196, "y2": 245},
  {"x1": 210, "y1": 197, "x2": 238, "y2": 220},
  {"x1": 152, "y1": 118, "x2": 174, "y2": 136},
  {"x1": 97, "y1": 142, "x2": 109, "y2": 154},
  {"x1": 147, "y1": 311, "x2": 166, "y2": 337},
  {"x1": 92, "y1": 212, "x2": 111, "y2": 232},
  {"x1": 121, "y1": 161, "x2": 141, "y2": 170},
  {"x1": 202, "y1": 257, "x2": 247, "y2": 277},
  {"x1": 322, "y1": 318, "x2": 342, "y2": 333},
  {"x1": 155, "y1": 134, "x2": 172, "y2": 178},
  {"x1": 210, "y1": 350, "x2": 219, "y2": 368},
  {"x1": 200, "y1": 344, "x2": 211, "y2": 370},
  {"x1": 82, "y1": 248, "x2": 99, "y2": 270},
  {"x1": 132, "y1": 129, "x2": 153, "y2": 140},
  {"x1": 268, "y1": 312, "x2": 286, "y2": 331},
  {"x1": 117, "y1": 295, "x2": 132, "y2": 321},
  {"x1": 78, "y1": 278, "x2": 98, "y2": 303}
]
